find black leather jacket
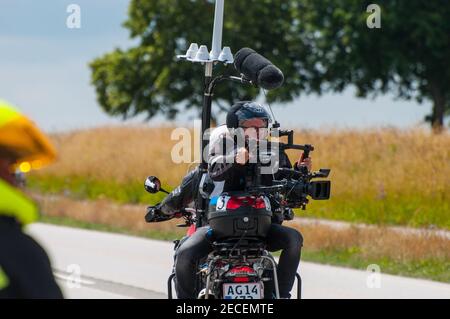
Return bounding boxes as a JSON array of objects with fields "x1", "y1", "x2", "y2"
[{"x1": 157, "y1": 167, "x2": 202, "y2": 216}]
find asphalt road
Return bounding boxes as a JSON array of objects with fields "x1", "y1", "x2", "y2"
[{"x1": 26, "y1": 223, "x2": 450, "y2": 299}]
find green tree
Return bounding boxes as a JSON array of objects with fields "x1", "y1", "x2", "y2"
[
  {"x1": 296, "y1": 0, "x2": 450, "y2": 131},
  {"x1": 90, "y1": 0, "x2": 450, "y2": 130}
]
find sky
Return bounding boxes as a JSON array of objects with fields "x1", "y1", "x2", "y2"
[{"x1": 0, "y1": 0, "x2": 433, "y2": 132}]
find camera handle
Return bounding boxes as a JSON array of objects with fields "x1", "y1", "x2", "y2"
[{"x1": 298, "y1": 146, "x2": 312, "y2": 175}]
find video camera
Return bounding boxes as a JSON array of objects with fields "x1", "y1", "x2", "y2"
[{"x1": 245, "y1": 128, "x2": 331, "y2": 210}]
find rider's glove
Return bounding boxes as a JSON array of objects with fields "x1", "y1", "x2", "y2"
[{"x1": 145, "y1": 204, "x2": 171, "y2": 223}]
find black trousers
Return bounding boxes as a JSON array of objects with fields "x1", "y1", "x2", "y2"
[
  {"x1": 174, "y1": 224, "x2": 303, "y2": 299},
  {"x1": 0, "y1": 217, "x2": 63, "y2": 299}
]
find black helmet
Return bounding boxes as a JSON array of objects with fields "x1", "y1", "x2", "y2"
[{"x1": 226, "y1": 101, "x2": 271, "y2": 129}]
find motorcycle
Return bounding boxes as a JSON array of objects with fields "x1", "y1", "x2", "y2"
[{"x1": 144, "y1": 138, "x2": 331, "y2": 299}]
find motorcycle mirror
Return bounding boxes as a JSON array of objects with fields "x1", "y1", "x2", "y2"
[
  {"x1": 144, "y1": 176, "x2": 162, "y2": 194},
  {"x1": 144, "y1": 176, "x2": 170, "y2": 194}
]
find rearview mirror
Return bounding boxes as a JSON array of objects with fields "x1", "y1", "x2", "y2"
[{"x1": 144, "y1": 176, "x2": 162, "y2": 194}]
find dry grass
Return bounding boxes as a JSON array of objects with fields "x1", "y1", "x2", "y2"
[
  {"x1": 288, "y1": 128, "x2": 450, "y2": 199},
  {"x1": 31, "y1": 126, "x2": 450, "y2": 227},
  {"x1": 35, "y1": 126, "x2": 450, "y2": 195},
  {"x1": 33, "y1": 193, "x2": 181, "y2": 235},
  {"x1": 41, "y1": 126, "x2": 189, "y2": 184}
]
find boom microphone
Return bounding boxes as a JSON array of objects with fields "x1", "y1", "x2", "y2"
[{"x1": 234, "y1": 48, "x2": 284, "y2": 90}]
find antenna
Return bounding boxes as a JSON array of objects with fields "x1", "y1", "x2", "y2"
[{"x1": 210, "y1": 0, "x2": 224, "y2": 60}]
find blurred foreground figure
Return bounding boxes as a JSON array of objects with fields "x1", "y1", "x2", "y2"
[{"x1": 0, "y1": 100, "x2": 63, "y2": 299}]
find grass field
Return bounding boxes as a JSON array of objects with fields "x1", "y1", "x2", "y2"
[{"x1": 29, "y1": 126, "x2": 450, "y2": 229}]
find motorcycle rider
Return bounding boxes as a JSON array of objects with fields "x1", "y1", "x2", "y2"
[
  {"x1": 0, "y1": 100, "x2": 63, "y2": 299},
  {"x1": 148, "y1": 101, "x2": 310, "y2": 299}
]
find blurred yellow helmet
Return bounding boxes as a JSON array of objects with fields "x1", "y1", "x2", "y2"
[{"x1": 0, "y1": 100, "x2": 56, "y2": 172}]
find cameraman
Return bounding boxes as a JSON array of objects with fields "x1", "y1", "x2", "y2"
[{"x1": 149, "y1": 101, "x2": 310, "y2": 299}]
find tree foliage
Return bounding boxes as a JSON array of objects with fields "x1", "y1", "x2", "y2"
[{"x1": 90, "y1": 0, "x2": 450, "y2": 129}]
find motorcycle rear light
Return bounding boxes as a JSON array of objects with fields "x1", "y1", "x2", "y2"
[
  {"x1": 229, "y1": 266, "x2": 255, "y2": 274},
  {"x1": 226, "y1": 197, "x2": 245, "y2": 210},
  {"x1": 232, "y1": 277, "x2": 250, "y2": 283},
  {"x1": 226, "y1": 196, "x2": 266, "y2": 210},
  {"x1": 227, "y1": 266, "x2": 256, "y2": 282},
  {"x1": 253, "y1": 197, "x2": 266, "y2": 209}
]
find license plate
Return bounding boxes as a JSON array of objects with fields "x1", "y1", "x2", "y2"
[{"x1": 223, "y1": 283, "x2": 263, "y2": 299}]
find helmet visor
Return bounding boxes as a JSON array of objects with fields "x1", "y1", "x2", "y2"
[{"x1": 239, "y1": 117, "x2": 269, "y2": 129}]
